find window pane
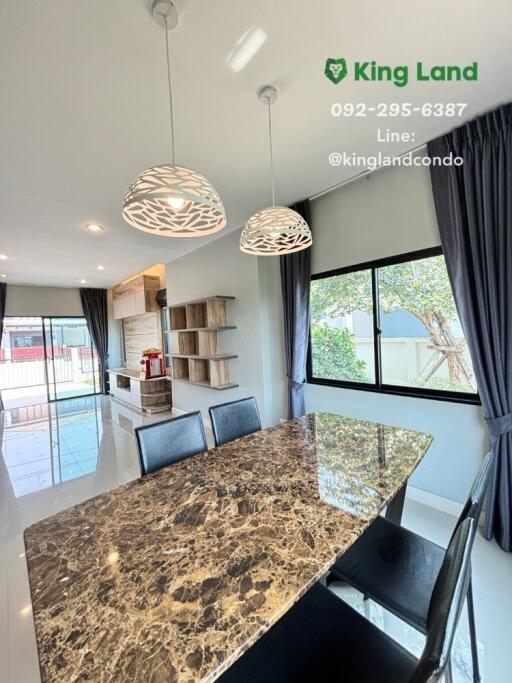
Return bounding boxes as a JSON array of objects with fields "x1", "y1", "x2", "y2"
[
  {"x1": 379, "y1": 255, "x2": 476, "y2": 393},
  {"x1": 46, "y1": 318, "x2": 100, "y2": 399},
  {"x1": 310, "y1": 270, "x2": 374, "y2": 383}
]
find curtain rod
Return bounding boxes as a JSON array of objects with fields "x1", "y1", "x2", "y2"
[{"x1": 310, "y1": 142, "x2": 427, "y2": 201}]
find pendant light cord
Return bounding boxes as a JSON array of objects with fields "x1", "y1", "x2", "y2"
[
  {"x1": 267, "y1": 100, "x2": 276, "y2": 206},
  {"x1": 164, "y1": 15, "x2": 176, "y2": 165}
]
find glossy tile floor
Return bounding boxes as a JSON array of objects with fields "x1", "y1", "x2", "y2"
[{"x1": 1, "y1": 396, "x2": 510, "y2": 682}]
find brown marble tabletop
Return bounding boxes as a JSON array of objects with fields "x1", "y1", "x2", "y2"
[{"x1": 24, "y1": 412, "x2": 432, "y2": 683}]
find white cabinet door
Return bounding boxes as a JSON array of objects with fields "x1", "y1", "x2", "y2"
[
  {"x1": 113, "y1": 298, "x2": 123, "y2": 320},
  {"x1": 113, "y1": 294, "x2": 138, "y2": 319},
  {"x1": 125, "y1": 294, "x2": 135, "y2": 318},
  {"x1": 133, "y1": 290, "x2": 146, "y2": 316}
]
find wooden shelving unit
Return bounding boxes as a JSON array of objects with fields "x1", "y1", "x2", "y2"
[{"x1": 169, "y1": 296, "x2": 238, "y2": 390}]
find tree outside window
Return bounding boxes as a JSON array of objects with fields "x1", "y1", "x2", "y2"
[{"x1": 309, "y1": 252, "x2": 477, "y2": 397}]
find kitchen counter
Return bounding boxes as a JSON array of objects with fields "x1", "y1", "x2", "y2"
[{"x1": 24, "y1": 413, "x2": 432, "y2": 682}]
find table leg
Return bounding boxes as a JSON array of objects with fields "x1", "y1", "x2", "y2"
[{"x1": 384, "y1": 482, "x2": 407, "y2": 525}]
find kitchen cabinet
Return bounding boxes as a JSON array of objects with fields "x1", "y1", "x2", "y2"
[{"x1": 112, "y1": 275, "x2": 160, "y2": 320}]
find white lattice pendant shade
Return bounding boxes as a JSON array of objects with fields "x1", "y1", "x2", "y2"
[
  {"x1": 123, "y1": 164, "x2": 227, "y2": 237},
  {"x1": 240, "y1": 206, "x2": 312, "y2": 255}
]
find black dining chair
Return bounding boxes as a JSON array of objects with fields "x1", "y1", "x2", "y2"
[
  {"x1": 219, "y1": 515, "x2": 476, "y2": 682},
  {"x1": 208, "y1": 397, "x2": 262, "y2": 447},
  {"x1": 327, "y1": 449, "x2": 494, "y2": 683},
  {"x1": 134, "y1": 411, "x2": 207, "y2": 476}
]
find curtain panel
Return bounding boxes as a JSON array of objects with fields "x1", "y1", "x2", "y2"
[
  {"x1": 428, "y1": 102, "x2": 512, "y2": 552},
  {"x1": 280, "y1": 200, "x2": 312, "y2": 419},
  {"x1": 80, "y1": 288, "x2": 109, "y2": 395}
]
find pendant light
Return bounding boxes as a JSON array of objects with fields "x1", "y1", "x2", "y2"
[
  {"x1": 123, "y1": 0, "x2": 226, "y2": 237},
  {"x1": 240, "y1": 85, "x2": 312, "y2": 255}
]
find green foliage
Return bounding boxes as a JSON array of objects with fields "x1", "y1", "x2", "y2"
[
  {"x1": 309, "y1": 255, "x2": 472, "y2": 388},
  {"x1": 379, "y1": 258, "x2": 457, "y2": 321},
  {"x1": 311, "y1": 324, "x2": 368, "y2": 382},
  {"x1": 311, "y1": 270, "x2": 372, "y2": 325},
  {"x1": 310, "y1": 256, "x2": 457, "y2": 324}
]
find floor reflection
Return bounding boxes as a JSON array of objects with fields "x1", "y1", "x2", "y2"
[
  {"x1": 0, "y1": 395, "x2": 173, "y2": 682},
  {"x1": 2, "y1": 397, "x2": 102, "y2": 497}
]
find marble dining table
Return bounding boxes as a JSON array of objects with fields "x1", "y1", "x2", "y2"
[{"x1": 24, "y1": 412, "x2": 432, "y2": 683}]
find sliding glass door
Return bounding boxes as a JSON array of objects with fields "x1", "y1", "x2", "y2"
[
  {"x1": 43, "y1": 317, "x2": 100, "y2": 400},
  {"x1": 0, "y1": 316, "x2": 100, "y2": 408},
  {"x1": 0, "y1": 317, "x2": 47, "y2": 408}
]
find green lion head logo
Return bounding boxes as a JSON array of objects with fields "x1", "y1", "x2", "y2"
[{"x1": 325, "y1": 58, "x2": 347, "y2": 84}]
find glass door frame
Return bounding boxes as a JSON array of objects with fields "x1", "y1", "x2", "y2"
[{"x1": 41, "y1": 315, "x2": 100, "y2": 403}]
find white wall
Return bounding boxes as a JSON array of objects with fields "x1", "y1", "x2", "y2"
[
  {"x1": 257, "y1": 256, "x2": 288, "y2": 425},
  {"x1": 166, "y1": 228, "x2": 287, "y2": 427},
  {"x1": 311, "y1": 154, "x2": 440, "y2": 274},
  {"x1": 307, "y1": 157, "x2": 487, "y2": 503}
]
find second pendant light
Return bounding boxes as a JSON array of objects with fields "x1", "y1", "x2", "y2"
[{"x1": 240, "y1": 85, "x2": 312, "y2": 256}]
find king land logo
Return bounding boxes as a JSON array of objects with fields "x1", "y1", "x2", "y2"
[
  {"x1": 324, "y1": 57, "x2": 478, "y2": 86},
  {"x1": 325, "y1": 58, "x2": 347, "y2": 84}
]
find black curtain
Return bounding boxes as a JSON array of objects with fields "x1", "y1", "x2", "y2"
[
  {"x1": 0, "y1": 282, "x2": 5, "y2": 410},
  {"x1": 428, "y1": 103, "x2": 512, "y2": 552},
  {"x1": 80, "y1": 288, "x2": 109, "y2": 394},
  {"x1": 280, "y1": 200, "x2": 312, "y2": 419}
]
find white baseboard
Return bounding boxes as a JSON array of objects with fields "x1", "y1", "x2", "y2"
[
  {"x1": 406, "y1": 485, "x2": 463, "y2": 518},
  {"x1": 406, "y1": 485, "x2": 485, "y2": 527},
  {"x1": 407, "y1": 485, "x2": 463, "y2": 517}
]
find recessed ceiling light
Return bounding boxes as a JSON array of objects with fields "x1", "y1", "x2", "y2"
[
  {"x1": 79, "y1": 278, "x2": 87, "y2": 284},
  {"x1": 85, "y1": 223, "x2": 103, "y2": 233},
  {"x1": 0, "y1": 254, "x2": 8, "y2": 260},
  {"x1": 96, "y1": 265, "x2": 105, "y2": 271},
  {"x1": 0, "y1": 274, "x2": 6, "y2": 278}
]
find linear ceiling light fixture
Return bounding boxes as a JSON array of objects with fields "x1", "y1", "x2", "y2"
[
  {"x1": 123, "y1": 0, "x2": 226, "y2": 237},
  {"x1": 240, "y1": 85, "x2": 312, "y2": 256}
]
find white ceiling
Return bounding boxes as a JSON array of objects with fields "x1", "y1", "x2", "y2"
[{"x1": 0, "y1": 0, "x2": 511, "y2": 287}]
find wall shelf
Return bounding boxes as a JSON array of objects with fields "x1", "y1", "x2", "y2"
[{"x1": 169, "y1": 296, "x2": 237, "y2": 390}]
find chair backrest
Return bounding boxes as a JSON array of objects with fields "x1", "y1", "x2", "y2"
[
  {"x1": 412, "y1": 515, "x2": 475, "y2": 682},
  {"x1": 209, "y1": 397, "x2": 262, "y2": 447},
  {"x1": 452, "y1": 449, "x2": 494, "y2": 540},
  {"x1": 135, "y1": 411, "x2": 207, "y2": 476}
]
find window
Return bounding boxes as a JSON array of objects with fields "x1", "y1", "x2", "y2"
[{"x1": 307, "y1": 247, "x2": 479, "y2": 403}]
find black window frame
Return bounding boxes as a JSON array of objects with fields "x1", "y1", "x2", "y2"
[{"x1": 306, "y1": 246, "x2": 481, "y2": 405}]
